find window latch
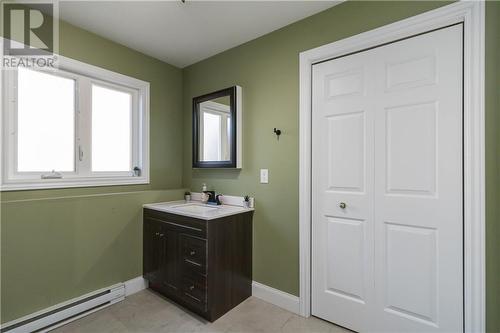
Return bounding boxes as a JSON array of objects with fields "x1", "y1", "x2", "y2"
[
  {"x1": 133, "y1": 166, "x2": 141, "y2": 177},
  {"x1": 79, "y1": 145, "x2": 84, "y2": 161},
  {"x1": 41, "y1": 170, "x2": 63, "y2": 179}
]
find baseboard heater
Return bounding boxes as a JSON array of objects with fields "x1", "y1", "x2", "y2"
[{"x1": 0, "y1": 284, "x2": 125, "y2": 333}]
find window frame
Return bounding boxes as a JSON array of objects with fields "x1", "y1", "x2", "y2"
[
  {"x1": 9, "y1": 67, "x2": 79, "y2": 178},
  {"x1": 1, "y1": 55, "x2": 150, "y2": 191},
  {"x1": 199, "y1": 101, "x2": 231, "y2": 162}
]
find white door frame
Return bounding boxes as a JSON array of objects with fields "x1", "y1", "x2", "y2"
[{"x1": 298, "y1": 2, "x2": 485, "y2": 332}]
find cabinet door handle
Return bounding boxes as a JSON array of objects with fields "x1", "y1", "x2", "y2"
[
  {"x1": 190, "y1": 250, "x2": 196, "y2": 256},
  {"x1": 189, "y1": 285, "x2": 195, "y2": 290},
  {"x1": 159, "y1": 233, "x2": 164, "y2": 237}
]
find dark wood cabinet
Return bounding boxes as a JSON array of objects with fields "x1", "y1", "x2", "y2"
[
  {"x1": 143, "y1": 208, "x2": 253, "y2": 322},
  {"x1": 143, "y1": 218, "x2": 163, "y2": 283}
]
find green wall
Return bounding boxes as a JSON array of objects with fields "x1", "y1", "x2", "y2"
[
  {"x1": 1, "y1": 20, "x2": 185, "y2": 323},
  {"x1": 1, "y1": 189, "x2": 184, "y2": 323},
  {"x1": 183, "y1": 0, "x2": 450, "y2": 297},
  {"x1": 2, "y1": 1, "x2": 499, "y2": 330},
  {"x1": 183, "y1": 1, "x2": 499, "y2": 331}
]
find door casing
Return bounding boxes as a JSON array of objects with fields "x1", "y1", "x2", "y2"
[{"x1": 298, "y1": 2, "x2": 485, "y2": 332}]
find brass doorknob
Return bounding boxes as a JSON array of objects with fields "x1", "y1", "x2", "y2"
[{"x1": 339, "y1": 202, "x2": 346, "y2": 209}]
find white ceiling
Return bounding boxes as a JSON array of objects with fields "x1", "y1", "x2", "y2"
[{"x1": 59, "y1": 1, "x2": 339, "y2": 68}]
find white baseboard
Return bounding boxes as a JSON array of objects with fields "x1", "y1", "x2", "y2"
[
  {"x1": 126, "y1": 278, "x2": 300, "y2": 316},
  {"x1": 124, "y1": 276, "x2": 148, "y2": 296},
  {"x1": 252, "y1": 281, "x2": 300, "y2": 315}
]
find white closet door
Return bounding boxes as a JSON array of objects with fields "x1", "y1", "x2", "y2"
[
  {"x1": 372, "y1": 24, "x2": 463, "y2": 333},
  {"x1": 311, "y1": 46, "x2": 376, "y2": 333},
  {"x1": 312, "y1": 24, "x2": 463, "y2": 333}
]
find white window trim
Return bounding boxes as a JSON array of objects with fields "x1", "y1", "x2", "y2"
[
  {"x1": 199, "y1": 101, "x2": 231, "y2": 161},
  {"x1": 0, "y1": 53, "x2": 150, "y2": 191},
  {"x1": 299, "y1": 1, "x2": 485, "y2": 332}
]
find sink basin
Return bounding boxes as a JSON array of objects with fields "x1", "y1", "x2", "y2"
[{"x1": 171, "y1": 203, "x2": 219, "y2": 214}]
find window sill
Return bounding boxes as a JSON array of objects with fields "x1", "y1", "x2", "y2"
[{"x1": 0, "y1": 176, "x2": 150, "y2": 191}]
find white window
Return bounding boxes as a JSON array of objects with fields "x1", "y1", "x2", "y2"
[
  {"x1": 198, "y1": 101, "x2": 231, "y2": 162},
  {"x1": 1, "y1": 56, "x2": 150, "y2": 190}
]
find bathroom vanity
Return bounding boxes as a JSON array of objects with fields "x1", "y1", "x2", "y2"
[{"x1": 142, "y1": 201, "x2": 253, "y2": 321}]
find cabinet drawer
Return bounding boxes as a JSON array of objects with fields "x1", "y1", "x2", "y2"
[
  {"x1": 180, "y1": 234, "x2": 206, "y2": 268},
  {"x1": 182, "y1": 273, "x2": 207, "y2": 310},
  {"x1": 144, "y1": 209, "x2": 207, "y2": 238}
]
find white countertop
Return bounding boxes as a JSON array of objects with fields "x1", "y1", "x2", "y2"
[{"x1": 143, "y1": 200, "x2": 254, "y2": 220}]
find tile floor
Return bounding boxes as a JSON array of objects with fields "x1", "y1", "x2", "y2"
[{"x1": 51, "y1": 289, "x2": 351, "y2": 333}]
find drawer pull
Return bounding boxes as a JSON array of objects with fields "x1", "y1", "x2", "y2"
[
  {"x1": 184, "y1": 292, "x2": 201, "y2": 303},
  {"x1": 163, "y1": 282, "x2": 178, "y2": 290},
  {"x1": 159, "y1": 233, "x2": 164, "y2": 237},
  {"x1": 190, "y1": 250, "x2": 196, "y2": 256},
  {"x1": 185, "y1": 259, "x2": 202, "y2": 267}
]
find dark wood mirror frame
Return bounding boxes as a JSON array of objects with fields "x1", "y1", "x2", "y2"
[{"x1": 192, "y1": 86, "x2": 242, "y2": 168}]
